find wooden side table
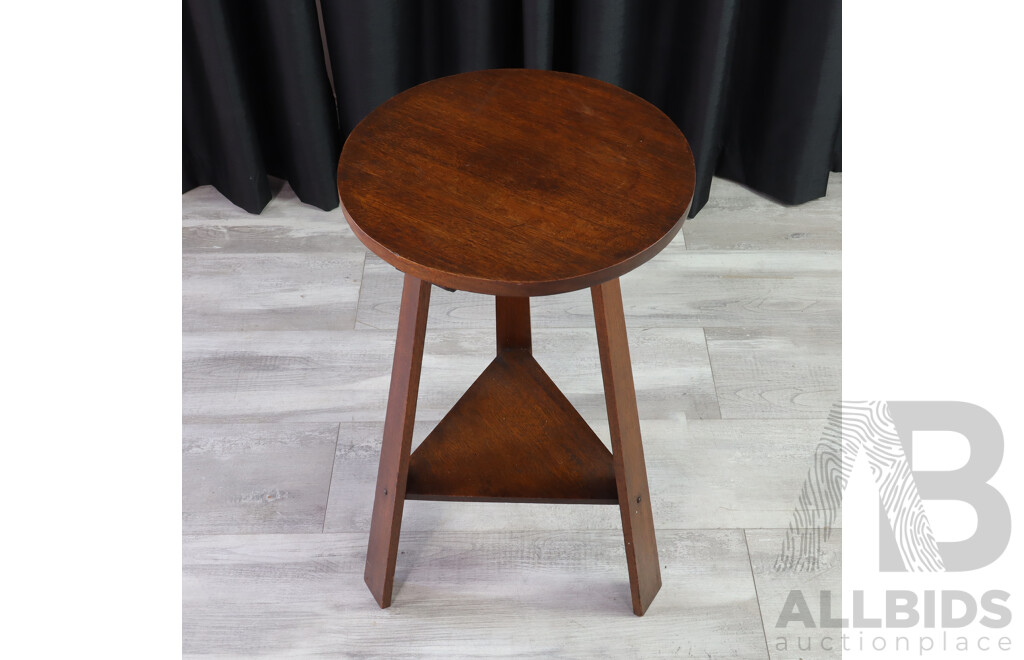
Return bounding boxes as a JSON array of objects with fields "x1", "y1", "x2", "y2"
[{"x1": 337, "y1": 69, "x2": 695, "y2": 616}]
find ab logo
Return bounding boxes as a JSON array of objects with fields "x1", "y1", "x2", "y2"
[{"x1": 776, "y1": 401, "x2": 1010, "y2": 573}]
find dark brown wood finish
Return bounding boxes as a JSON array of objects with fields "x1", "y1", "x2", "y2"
[
  {"x1": 406, "y1": 349, "x2": 617, "y2": 504},
  {"x1": 344, "y1": 69, "x2": 692, "y2": 616},
  {"x1": 363, "y1": 274, "x2": 431, "y2": 608},
  {"x1": 592, "y1": 278, "x2": 662, "y2": 616},
  {"x1": 338, "y1": 69, "x2": 695, "y2": 297},
  {"x1": 495, "y1": 296, "x2": 531, "y2": 353}
]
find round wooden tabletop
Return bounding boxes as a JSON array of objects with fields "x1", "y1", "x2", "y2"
[{"x1": 337, "y1": 69, "x2": 695, "y2": 297}]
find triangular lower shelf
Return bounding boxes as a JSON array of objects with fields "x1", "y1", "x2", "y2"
[{"x1": 406, "y1": 349, "x2": 618, "y2": 504}]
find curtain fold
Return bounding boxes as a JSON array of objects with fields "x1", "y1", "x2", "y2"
[
  {"x1": 183, "y1": 0, "x2": 841, "y2": 217},
  {"x1": 715, "y1": 0, "x2": 842, "y2": 205},
  {"x1": 183, "y1": 0, "x2": 339, "y2": 213}
]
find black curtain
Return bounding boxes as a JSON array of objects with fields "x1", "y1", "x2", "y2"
[{"x1": 183, "y1": 0, "x2": 841, "y2": 217}]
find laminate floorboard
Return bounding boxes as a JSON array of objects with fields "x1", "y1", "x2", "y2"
[
  {"x1": 182, "y1": 181, "x2": 361, "y2": 254},
  {"x1": 355, "y1": 251, "x2": 838, "y2": 331},
  {"x1": 183, "y1": 530, "x2": 767, "y2": 658},
  {"x1": 745, "y1": 529, "x2": 842, "y2": 660},
  {"x1": 705, "y1": 326, "x2": 841, "y2": 419},
  {"x1": 183, "y1": 423, "x2": 339, "y2": 534},
  {"x1": 182, "y1": 327, "x2": 720, "y2": 424},
  {"x1": 682, "y1": 174, "x2": 841, "y2": 251},
  {"x1": 183, "y1": 252, "x2": 364, "y2": 332}
]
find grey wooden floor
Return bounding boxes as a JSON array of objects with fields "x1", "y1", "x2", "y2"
[{"x1": 183, "y1": 174, "x2": 842, "y2": 658}]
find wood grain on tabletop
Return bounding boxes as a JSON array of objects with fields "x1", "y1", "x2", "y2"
[{"x1": 337, "y1": 68, "x2": 696, "y2": 296}]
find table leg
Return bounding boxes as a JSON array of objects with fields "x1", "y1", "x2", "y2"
[
  {"x1": 496, "y1": 296, "x2": 531, "y2": 354},
  {"x1": 592, "y1": 278, "x2": 662, "y2": 616},
  {"x1": 364, "y1": 274, "x2": 432, "y2": 608}
]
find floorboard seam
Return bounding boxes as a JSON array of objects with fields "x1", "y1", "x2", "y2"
[
  {"x1": 743, "y1": 529, "x2": 773, "y2": 660},
  {"x1": 321, "y1": 423, "x2": 342, "y2": 533},
  {"x1": 700, "y1": 327, "x2": 724, "y2": 419},
  {"x1": 182, "y1": 527, "x2": 844, "y2": 540},
  {"x1": 350, "y1": 249, "x2": 368, "y2": 330}
]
